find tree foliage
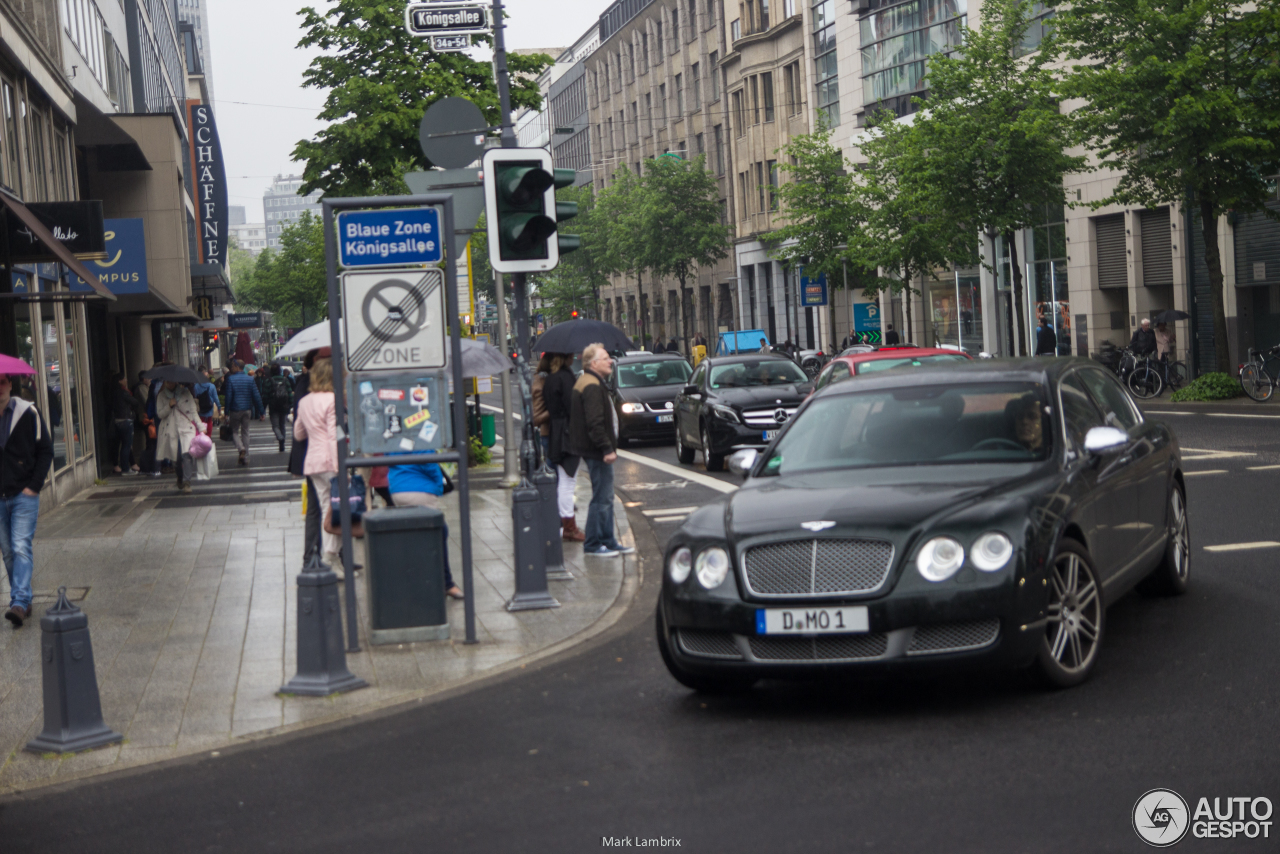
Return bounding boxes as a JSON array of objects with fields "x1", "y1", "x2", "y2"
[
  {"x1": 1051, "y1": 0, "x2": 1280, "y2": 370},
  {"x1": 593, "y1": 167, "x2": 649, "y2": 340},
  {"x1": 232, "y1": 212, "x2": 328, "y2": 329},
  {"x1": 293, "y1": 0, "x2": 552, "y2": 198},
  {"x1": 773, "y1": 127, "x2": 861, "y2": 288},
  {"x1": 902, "y1": 0, "x2": 1085, "y2": 355},
  {"x1": 531, "y1": 184, "x2": 611, "y2": 321}
]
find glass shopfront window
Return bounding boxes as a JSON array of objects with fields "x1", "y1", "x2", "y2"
[
  {"x1": 42, "y1": 307, "x2": 68, "y2": 471},
  {"x1": 63, "y1": 301, "x2": 86, "y2": 460},
  {"x1": 1029, "y1": 205, "x2": 1070, "y2": 355},
  {"x1": 928, "y1": 270, "x2": 984, "y2": 355}
]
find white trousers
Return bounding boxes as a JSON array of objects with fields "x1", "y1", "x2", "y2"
[
  {"x1": 309, "y1": 472, "x2": 341, "y2": 555},
  {"x1": 557, "y1": 464, "x2": 576, "y2": 518}
]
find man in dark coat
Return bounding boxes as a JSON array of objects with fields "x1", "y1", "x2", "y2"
[
  {"x1": 884, "y1": 324, "x2": 901, "y2": 346},
  {"x1": 569, "y1": 343, "x2": 635, "y2": 557},
  {"x1": 1130, "y1": 318, "x2": 1157, "y2": 357},
  {"x1": 652, "y1": 340, "x2": 666, "y2": 354},
  {"x1": 1035, "y1": 318, "x2": 1058, "y2": 356},
  {"x1": 0, "y1": 374, "x2": 54, "y2": 627}
]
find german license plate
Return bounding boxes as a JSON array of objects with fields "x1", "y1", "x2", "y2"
[
  {"x1": 657, "y1": 415, "x2": 673, "y2": 423},
  {"x1": 756, "y1": 606, "x2": 869, "y2": 635},
  {"x1": 762, "y1": 429, "x2": 779, "y2": 441}
]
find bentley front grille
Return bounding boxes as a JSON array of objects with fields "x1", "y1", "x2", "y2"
[
  {"x1": 748, "y1": 633, "x2": 889, "y2": 662},
  {"x1": 742, "y1": 538, "x2": 894, "y2": 597}
]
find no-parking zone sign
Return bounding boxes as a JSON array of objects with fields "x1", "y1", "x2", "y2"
[{"x1": 341, "y1": 268, "x2": 446, "y2": 371}]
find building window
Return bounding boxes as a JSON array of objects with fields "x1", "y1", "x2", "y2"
[
  {"x1": 739, "y1": 172, "x2": 750, "y2": 215},
  {"x1": 696, "y1": 133, "x2": 704, "y2": 155},
  {"x1": 732, "y1": 91, "x2": 744, "y2": 135},
  {"x1": 813, "y1": 0, "x2": 839, "y2": 125},
  {"x1": 713, "y1": 125, "x2": 724, "y2": 174},
  {"x1": 859, "y1": 0, "x2": 966, "y2": 115},
  {"x1": 644, "y1": 93, "x2": 653, "y2": 136},
  {"x1": 659, "y1": 84, "x2": 667, "y2": 123},
  {"x1": 762, "y1": 72, "x2": 775, "y2": 122},
  {"x1": 784, "y1": 0, "x2": 796, "y2": 16},
  {"x1": 709, "y1": 51, "x2": 720, "y2": 101},
  {"x1": 675, "y1": 74, "x2": 684, "y2": 117},
  {"x1": 767, "y1": 159, "x2": 778, "y2": 209},
  {"x1": 756, "y1": 162, "x2": 766, "y2": 213},
  {"x1": 760, "y1": 0, "x2": 770, "y2": 30},
  {"x1": 691, "y1": 63, "x2": 700, "y2": 110},
  {"x1": 731, "y1": 18, "x2": 740, "y2": 41},
  {"x1": 750, "y1": 76, "x2": 760, "y2": 124}
]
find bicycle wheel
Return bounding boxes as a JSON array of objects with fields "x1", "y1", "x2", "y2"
[
  {"x1": 1167, "y1": 361, "x2": 1189, "y2": 391},
  {"x1": 1128, "y1": 365, "x2": 1163, "y2": 399},
  {"x1": 1240, "y1": 364, "x2": 1274, "y2": 402}
]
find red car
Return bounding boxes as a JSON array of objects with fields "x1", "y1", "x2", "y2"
[{"x1": 809, "y1": 345, "x2": 973, "y2": 396}]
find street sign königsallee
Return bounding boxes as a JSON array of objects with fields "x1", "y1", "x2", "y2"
[
  {"x1": 404, "y1": 3, "x2": 489, "y2": 37},
  {"x1": 336, "y1": 207, "x2": 442, "y2": 268}
]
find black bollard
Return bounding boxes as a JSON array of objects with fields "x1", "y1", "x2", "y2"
[
  {"x1": 506, "y1": 480, "x2": 560, "y2": 611},
  {"x1": 533, "y1": 463, "x2": 571, "y2": 581},
  {"x1": 26, "y1": 587, "x2": 122, "y2": 754},
  {"x1": 281, "y1": 555, "x2": 369, "y2": 696}
]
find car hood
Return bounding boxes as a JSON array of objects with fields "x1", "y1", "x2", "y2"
[
  {"x1": 616, "y1": 384, "x2": 685, "y2": 405},
  {"x1": 726, "y1": 465, "x2": 1042, "y2": 538},
  {"x1": 713, "y1": 385, "x2": 811, "y2": 408}
]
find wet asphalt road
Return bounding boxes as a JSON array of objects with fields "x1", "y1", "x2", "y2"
[{"x1": 1, "y1": 404, "x2": 1278, "y2": 853}]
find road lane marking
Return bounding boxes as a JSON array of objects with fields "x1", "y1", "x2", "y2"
[
  {"x1": 480, "y1": 403, "x2": 737, "y2": 494},
  {"x1": 642, "y1": 506, "x2": 699, "y2": 516},
  {"x1": 1182, "y1": 448, "x2": 1256, "y2": 459},
  {"x1": 1247, "y1": 464, "x2": 1280, "y2": 471},
  {"x1": 1151, "y1": 411, "x2": 1198, "y2": 415},
  {"x1": 649, "y1": 515, "x2": 689, "y2": 523},
  {"x1": 1204, "y1": 541, "x2": 1280, "y2": 552},
  {"x1": 1184, "y1": 469, "x2": 1227, "y2": 476},
  {"x1": 1206, "y1": 413, "x2": 1280, "y2": 419}
]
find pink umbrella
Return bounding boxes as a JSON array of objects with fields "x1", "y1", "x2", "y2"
[{"x1": 0, "y1": 354, "x2": 36, "y2": 375}]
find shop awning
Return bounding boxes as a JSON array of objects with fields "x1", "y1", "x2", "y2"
[
  {"x1": 71, "y1": 93, "x2": 152, "y2": 172},
  {"x1": 191, "y1": 262, "x2": 233, "y2": 304},
  {"x1": 0, "y1": 190, "x2": 115, "y2": 301}
]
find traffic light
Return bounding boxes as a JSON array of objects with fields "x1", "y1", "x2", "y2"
[
  {"x1": 570, "y1": 309, "x2": 580, "y2": 319},
  {"x1": 482, "y1": 148, "x2": 579, "y2": 273}
]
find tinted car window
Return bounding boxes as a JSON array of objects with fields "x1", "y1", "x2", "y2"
[
  {"x1": 1077, "y1": 368, "x2": 1140, "y2": 431},
  {"x1": 616, "y1": 360, "x2": 692, "y2": 388},
  {"x1": 710, "y1": 359, "x2": 809, "y2": 388},
  {"x1": 760, "y1": 382, "x2": 1049, "y2": 475},
  {"x1": 854, "y1": 354, "x2": 970, "y2": 374},
  {"x1": 1059, "y1": 373, "x2": 1106, "y2": 450}
]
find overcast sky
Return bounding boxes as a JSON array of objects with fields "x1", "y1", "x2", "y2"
[{"x1": 208, "y1": 0, "x2": 594, "y2": 224}]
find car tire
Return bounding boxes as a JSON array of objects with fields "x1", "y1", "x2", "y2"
[
  {"x1": 1033, "y1": 538, "x2": 1104, "y2": 689},
  {"x1": 675, "y1": 420, "x2": 695, "y2": 464},
  {"x1": 1137, "y1": 486, "x2": 1190, "y2": 597},
  {"x1": 655, "y1": 607, "x2": 755, "y2": 694},
  {"x1": 702, "y1": 422, "x2": 724, "y2": 471}
]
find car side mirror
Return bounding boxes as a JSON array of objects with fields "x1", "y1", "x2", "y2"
[
  {"x1": 682, "y1": 384, "x2": 701, "y2": 396},
  {"x1": 1083, "y1": 425, "x2": 1128, "y2": 455},
  {"x1": 727, "y1": 448, "x2": 758, "y2": 478}
]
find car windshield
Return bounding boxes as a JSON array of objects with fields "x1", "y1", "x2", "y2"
[
  {"x1": 616, "y1": 360, "x2": 692, "y2": 388},
  {"x1": 760, "y1": 382, "x2": 1050, "y2": 476},
  {"x1": 710, "y1": 360, "x2": 809, "y2": 388},
  {"x1": 854, "y1": 354, "x2": 970, "y2": 374}
]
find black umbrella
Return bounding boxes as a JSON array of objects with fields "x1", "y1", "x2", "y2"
[
  {"x1": 142, "y1": 364, "x2": 204, "y2": 385},
  {"x1": 533, "y1": 318, "x2": 632, "y2": 357},
  {"x1": 1152, "y1": 309, "x2": 1190, "y2": 323}
]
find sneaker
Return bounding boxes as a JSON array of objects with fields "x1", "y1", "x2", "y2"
[
  {"x1": 180, "y1": 483, "x2": 192, "y2": 494},
  {"x1": 584, "y1": 545, "x2": 619, "y2": 557},
  {"x1": 148, "y1": 471, "x2": 163, "y2": 478},
  {"x1": 609, "y1": 543, "x2": 637, "y2": 555},
  {"x1": 121, "y1": 470, "x2": 139, "y2": 477}
]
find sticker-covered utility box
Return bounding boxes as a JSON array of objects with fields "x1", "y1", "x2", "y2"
[{"x1": 347, "y1": 371, "x2": 452, "y2": 455}]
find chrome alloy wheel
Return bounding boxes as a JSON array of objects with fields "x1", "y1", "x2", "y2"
[
  {"x1": 1045, "y1": 551, "x2": 1101, "y2": 674},
  {"x1": 1169, "y1": 488, "x2": 1189, "y2": 582}
]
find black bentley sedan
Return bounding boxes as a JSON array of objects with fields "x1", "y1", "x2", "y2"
[
  {"x1": 609, "y1": 353, "x2": 692, "y2": 445},
  {"x1": 674, "y1": 354, "x2": 813, "y2": 471},
  {"x1": 657, "y1": 358, "x2": 1189, "y2": 692}
]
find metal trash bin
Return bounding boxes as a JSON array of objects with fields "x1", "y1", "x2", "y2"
[{"x1": 363, "y1": 506, "x2": 449, "y2": 644}]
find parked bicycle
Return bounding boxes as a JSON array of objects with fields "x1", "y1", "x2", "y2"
[
  {"x1": 1126, "y1": 354, "x2": 1164, "y2": 399},
  {"x1": 1239, "y1": 344, "x2": 1280, "y2": 402}
]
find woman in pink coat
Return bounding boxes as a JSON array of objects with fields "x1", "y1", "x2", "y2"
[{"x1": 293, "y1": 356, "x2": 341, "y2": 562}]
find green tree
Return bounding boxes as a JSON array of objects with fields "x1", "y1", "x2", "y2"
[
  {"x1": 904, "y1": 0, "x2": 1085, "y2": 355},
  {"x1": 233, "y1": 212, "x2": 328, "y2": 329},
  {"x1": 551, "y1": 184, "x2": 610, "y2": 320},
  {"x1": 851, "y1": 113, "x2": 976, "y2": 347},
  {"x1": 1052, "y1": 0, "x2": 1280, "y2": 371},
  {"x1": 637, "y1": 154, "x2": 730, "y2": 353},
  {"x1": 293, "y1": 0, "x2": 552, "y2": 197},
  {"x1": 594, "y1": 167, "x2": 649, "y2": 342},
  {"x1": 773, "y1": 126, "x2": 865, "y2": 345}
]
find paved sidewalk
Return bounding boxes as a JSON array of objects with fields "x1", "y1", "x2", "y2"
[{"x1": 0, "y1": 465, "x2": 636, "y2": 794}]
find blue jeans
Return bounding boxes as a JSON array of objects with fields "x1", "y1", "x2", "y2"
[
  {"x1": 0, "y1": 492, "x2": 40, "y2": 610},
  {"x1": 584, "y1": 458, "x2": 618, "y2": 551}
]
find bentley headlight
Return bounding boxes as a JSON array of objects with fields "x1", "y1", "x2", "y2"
[
  {"x1": 668, "y1": 546, "x2": 692, "y2": 583},
  {"x1": 694, "y1": 547, "x2": 731, "y2": 589},
  {"x1": 916, "y1": 536, "x2": 965, "y2": 582},
  {"x1": 971, "y1": 532, "x2": 1013, "y2": 572},
  {"x1": 709, "y1": 404, "x2": 741, "y2": 423},
  {"x1": 621, "y1": 402, "x2": 643, "y2": 413}
]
